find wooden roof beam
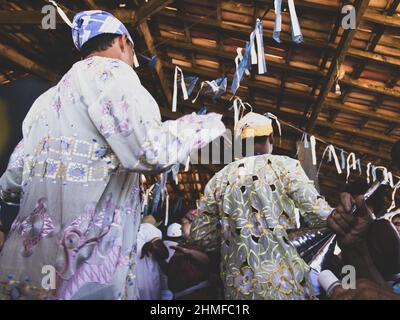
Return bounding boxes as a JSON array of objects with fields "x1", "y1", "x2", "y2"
[
  {"x1": 174, "y1": 96, "x2": 396, "y2": 146},
  {"x1": 324, "y1": 99, "x2": 400, "y2": 126},
  {"x1": 0, "y1": 42, "x2": 57, "y2": 82},
  {"x1": 156, "y1": 37, "x2": 322, "y2": 79},
  {"x1": 134, "y1": 0, "x2": 174, "y2": 26},
  {"x1": 340, "y1": 75, "x2": 400, "y2": 98},
  {"x1": 83, "y1": 0, "x2": 97, "y2": 9},
  {"x1": 348, "y1": 48, "x2": 400, "y2": 69},
  {"x1": 306, "y1": 0, "x2": 370, "y2": 133},
  {"x1": 139, "y1": 21, "x2": 172, "y2": 107},
  {"x1": 0, "y1": 0, "x2": 173, "y2": 26},
  {"x1": 156, "y1": 9, "x2": 335, "y2": 52},
  {"x1": 161, "y1": 62, "x2": 315, "y2": 103}
]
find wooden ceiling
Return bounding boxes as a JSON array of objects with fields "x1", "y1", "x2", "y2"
[{"x1": 0, "y1": 0, "x2": 400, "y2": 207}]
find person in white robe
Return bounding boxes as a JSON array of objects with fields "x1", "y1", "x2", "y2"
[
  {"x1": 0, "y1": 10, "x2": 225, "y2": 300},
  {"x1": 136, "y1": 215, "x2": 167, "y2": 300}
]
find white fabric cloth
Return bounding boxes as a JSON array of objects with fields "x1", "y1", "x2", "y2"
[
  {"x1": 136, "y1": 223, "x2": 163, "y2": 300},
  {"x1": 163, "y1": 240, "x2": 179, "y2": 264},
  {"x1": 167, "y1": 223, "x2": 182, "y2": 238},
  {"x1": 0, "y1": 56, "x2": 225, "y2": 300}
]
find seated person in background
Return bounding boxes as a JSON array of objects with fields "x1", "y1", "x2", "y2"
[
  {"x1": 157, "y1": 222, "x2": 183, "y2": 300},
  {"x1": 136, "y1": 215, "x2": 168, "y2": 300},
  {"x1": 159, "y1": 210, "x2": 220, "y2": 300},
  {"x1": 327, "y1": 180, "x2": 400, "y2": 299},
  {"x1": 164, "y1": 223, "x2": 183, "y2": 264}
]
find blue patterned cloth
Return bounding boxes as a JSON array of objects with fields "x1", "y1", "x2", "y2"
[{"x1": 72, "y1": 10, "x2": 133, "y2": 50}]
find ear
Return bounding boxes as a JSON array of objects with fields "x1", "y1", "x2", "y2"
[
  {"x1": 118, "y1": 34, "x2": 129, "y2": 52},
  {"x1": 268, "y1": 134, "x2": 274, "y2": 145}
]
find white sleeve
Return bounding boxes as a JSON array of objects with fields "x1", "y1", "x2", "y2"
[
  {"x1": 85, "y1": 60, "x2": 225, "y2": 172},
  {"x1": 0, "y1": 140, "x2": 24, "y2": 204}
]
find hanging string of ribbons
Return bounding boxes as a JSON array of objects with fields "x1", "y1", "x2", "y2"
[{"x1": 277, "y1": 117, "x2": 400, "y2": 212}]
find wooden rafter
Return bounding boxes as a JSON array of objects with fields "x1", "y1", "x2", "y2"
[
  {"x1": 139, "y1": 21, "x2": 172, "y2": 107},
  {"x1": 0, "y1": 42, "x2": 57, "y2": 82},
  {"x1": 306, "y1": 0, "x2": 371, "y2": 132}
]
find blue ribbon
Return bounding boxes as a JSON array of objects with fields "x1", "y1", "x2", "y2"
[
  {"x1": 138, "y1": 53, "x2": 157, "y2": 68},
  {"x1": 178, "y1": 76, "x2": 199, "y2": 97},
  {"x1": 205, "y1": 76, "x2": 227, "y2": 101},
  {"x1": 151, "y1": 182, "x2": 162, "y2": 215},
  {"x1": 254, "y1": 19, "x2": 267, "y2": 74},
  {"x1": 231, "y1": 41, "x2": 252, "y2": 95},
  {"x1": 340, "y1": 148, "x2": 346, "y2": 170},
  {"x1": 197, "y1": 106, "x2": 208, "y2": 115},
  {"x1": 273, "y1": 0, "x2": 283, "y2": 43},
  {"x1": 289, "y1": 0, "x2": 303, "y2": 44},
  {"x1": 273, "y1": 0, "x2": 303, "y2": 44}
]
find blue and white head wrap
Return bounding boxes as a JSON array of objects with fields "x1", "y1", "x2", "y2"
[
  {"x1": 48, "y1": 1, "x2": 138, "y2": 66},
  {"x1": 71, "y1": 10, "x2": 134, "y2": 51}
]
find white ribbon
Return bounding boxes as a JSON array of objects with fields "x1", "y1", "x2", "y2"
[
  {"x1": 192, "y1": 80, "x2": 218, "y2": 103},
  {"x1": 273, "y1": 0, "x2": 303, "y2": 43},
  {"x1": 288, "y1": 0, "x2": 303, "y2": 43},
  {"x1": 310, "y1": 135, "x2": 317, "y2": 165},
  {"x1": 317, "y1": 145, "x2": 342, "y2": 176},
  {"x1": 231, "y1": 97, "x2": 247, "y2": 133},
  {"x1": 164, "y1": 192, "x2": 170, "y2": 226},
  {"x1": 340, "y1": 149, "x2": 346, "y2": 170},
  {"x1": 265, "y1": 113, "x2": 281, "y2": 136},
  {"x1": 366, "y1": 162, "x2": 372, "y2": 184},
  {"x1": 371, "y1": 165, "x2": 377, "y2": 182},
  {"x1": 303, "y1": 133, "x2": 309, "y2": 148},
  {"x1": 388, "y1": 171, "x2": 394, "y2": 188},
  {"x1": 141, "y1": 183, "x2": 155, "y2": 212},
  {"x1": 235, "y1": 48, "x2": 251, "y2": 76},
  {"x1": 388, "y1": 181, "x2": 400, "y2": 212},
  {"x1": 250, "y1": 19, "x2": 267, "y2": 74},
  {"x1": 273, "y1": 0, "x2": 282, "y2": 43},
  {"x1": 172, "y1": 66, "x2": 189, "y2": 112},
  {"x1": 373, "y1": 166, "x2": 393, "y2": 187},
  {"x1": 355, "y1": 158, "x2": 362, "y2": 175},
  {"x1": 133, "y1": 53, "x2": 140, "y2": 68},
  {"x1": 184, "y1": 155, "x2": 191, "y2": 172},
  {"x1": 346, "y1": 152, "x2": 357, "y2": 183},
  {"x1": 49, "y1": 0, "x2": 74, "y2": 28}
]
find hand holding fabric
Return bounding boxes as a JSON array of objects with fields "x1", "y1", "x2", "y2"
[{"x1": 327, "y1": 193, "x2": 374, "y2": 248}]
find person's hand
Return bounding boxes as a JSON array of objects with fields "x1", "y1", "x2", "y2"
[
  {"x1": 330, "y1": 279, "x2": 400, "y2": 300},
  {"x1": 327, "y1": 193, "x2": 374, "y2": 248},
  {"x1": 140, "y1": 241, "x2": 156, "y2": 259},
  {"x1": 170, "y1": 245, "x2": 191, "y2": 255},
  {"x1": 141, "y1": 238, "x2": 168, "y2": 260}
]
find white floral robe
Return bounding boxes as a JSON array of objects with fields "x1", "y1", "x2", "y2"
[
  {"x1": 189, "y1": 154, "x2": 333, "y2": 300},
  {"x1": 0, "y1": 56, "x2": 224, "y2": 300}
]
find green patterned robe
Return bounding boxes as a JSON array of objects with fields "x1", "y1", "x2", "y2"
[{"x1": 189, "y1": 154, "x2": 332, "y2": 300}]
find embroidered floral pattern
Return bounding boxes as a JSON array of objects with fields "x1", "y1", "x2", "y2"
[
  {"x1": 56, "y1": 194, "x2": 126, "y2": 300},
  {"x1": 7, "y1": 140, "x2": 25, "y2": 171},
  {"x1": 98, "y1": 96, "x2": 132, "y2": 138},
  {"x1": 190, "y1": 155, "x2": 331, "y2": 300},
  {"x1": 10, "y1": 198, "x2": 55, "y2": 257}
]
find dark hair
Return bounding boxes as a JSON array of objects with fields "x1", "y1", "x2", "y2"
[
  {"x1": 344, "y1": 179, "x2": 387, "y2": 217},
  {"x1": 391, "y1": 140, "x2": 400, "y2": 168},
  {"x1": 241, "y1": 135, "x2": 270, "y2": 157},
  {"x1": 80, "y1": 33, "x2": 121, "y2": 58}
]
